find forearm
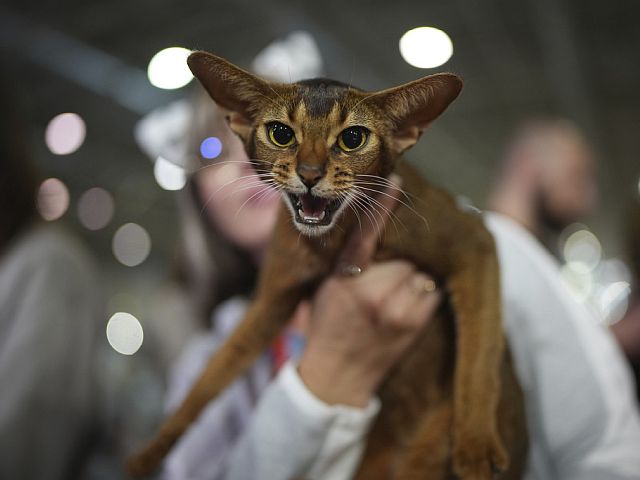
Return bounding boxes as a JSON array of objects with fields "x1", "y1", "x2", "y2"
[{"x1": 224, "y1": 361, "x2": 379, "y2": 480}]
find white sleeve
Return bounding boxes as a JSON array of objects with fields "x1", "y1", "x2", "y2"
[
  {"x1": 487, "y1": 215, "x2": 640, "y2": 480},
  {"x1": 225, "y1": 361, "x2": 380, "y2": 480},
  {"x1": 162, "y1": 341, "x2": 379, "y2": 480}
]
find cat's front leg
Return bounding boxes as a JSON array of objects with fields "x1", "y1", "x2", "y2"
[
  {"x1": 127, "y1": 212, "x2": 330, "y2": 478},
  {"x1": 448, "y1": 244, "x2": 509, "y2": 480}
]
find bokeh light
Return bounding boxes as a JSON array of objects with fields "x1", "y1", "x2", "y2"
[
  {"x1": 154, "y1": 156, "x2": 187, "y2": 191},
  {"x1": 560, "y1": 263, "x2": 593, "y2": 302},
  {"x1": 598, "y1": 281, "x2": 631, "y2": 325},
  {"x1": 77, "y1": 187, "x2": 115, "y2": 230},
  {"x1": 200, "y1": 137, "x2": 223, "y2": 160},
  {"x1": 112, "y1": 223, "x2": 151, "y2": 267},
  {"x1": 36, "y1": 178, "x2": 70, "y2": 221},
  {"x1": 251, "y1": 30, "x2": 324, "y2": 82},
  {"x1": 562, "y1": 228, "x2": 602, "y2": 273},
  {"x1": 597, "y1": 258, "x2": 631, "y2": 285},
  {"x1": 45, "y1": 113, "x2": 86, "y2": 155},
  {"x1": 147, "y1": 47, "x2": 193, "y2": 90},
  {"x1": 106, "y1": 312, "x2": 144, "y2": 355},
  {"x1": 399, "y1": 27, "x2": 453, "y2": 69}
]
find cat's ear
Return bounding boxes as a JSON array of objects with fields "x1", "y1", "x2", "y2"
[
  {"x1": 187, "y1": 51, "x2": 275, "y2": 140},
  {"x1": 373, "y1": 74, "x2": 463, "y2": 154}
]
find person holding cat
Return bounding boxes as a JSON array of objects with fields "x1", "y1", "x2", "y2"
[
  {"x1": 136, "y1": 89, "x2": 443, "y2": 480},
  {"x1": 137, "y1": 78, "x2": 640, "y2": 479}
]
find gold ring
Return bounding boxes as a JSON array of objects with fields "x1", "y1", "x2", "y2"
[
  {"x1": 423, "y1": 279, "x2": 437, "y2": 293},
  {"x1": 412, "y1": 276, "x2": 437, "y2": 294}
]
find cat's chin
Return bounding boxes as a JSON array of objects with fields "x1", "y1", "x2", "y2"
[{"x1": 294, "y1": 223, "x2": 335, "y2": 237}]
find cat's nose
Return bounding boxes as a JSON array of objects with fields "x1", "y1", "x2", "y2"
[{"x1": 296, "y1": 164, "x2": 324, "y2": 189}]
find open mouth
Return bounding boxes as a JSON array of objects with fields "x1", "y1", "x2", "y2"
[{"x1": 287, "y1": 193, "x2": 343, "y2": 226}]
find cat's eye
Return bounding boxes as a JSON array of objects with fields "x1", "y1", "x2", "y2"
[
  {"x1": 267, "y1": 122, "x2": 296, "y2": 148},
  {"x1": 338, "y1": 126, "x2": 368, "y2": 152}
]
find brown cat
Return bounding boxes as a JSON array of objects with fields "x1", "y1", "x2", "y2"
[{"x1": 127, "y1": 52, "x2": 528, "y2": 479}]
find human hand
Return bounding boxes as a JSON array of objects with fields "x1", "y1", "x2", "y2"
[{"x1": 297, "y1": 175, "x2": 442, "y2": 408}]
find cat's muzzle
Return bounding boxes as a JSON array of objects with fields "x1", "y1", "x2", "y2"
[{"x1": 287, "y1": 192, "x2": 343, "y2": 226}]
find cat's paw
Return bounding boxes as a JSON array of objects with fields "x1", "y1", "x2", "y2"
[{"x1": 452, "y1": 432, "x2": 509, "y2": 480}]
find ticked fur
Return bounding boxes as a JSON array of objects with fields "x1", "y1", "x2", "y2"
[{"x1": 127, "y1": 52, "x2": 528, "y2": 479}]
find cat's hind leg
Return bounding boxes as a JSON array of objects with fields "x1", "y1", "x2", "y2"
[
  {"x1": 448, "y1": 247, "x2": 508, "y2": 480},
  {"x1": 394, "y1": 401, "x2": 455, "y2": 480}
]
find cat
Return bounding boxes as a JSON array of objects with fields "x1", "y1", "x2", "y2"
[{"x1": 127, "y1": 52, "x2": 528, "y2": 479}]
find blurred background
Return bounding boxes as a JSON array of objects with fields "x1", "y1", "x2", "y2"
[{"x1": 1, "y1": 0, "x2": 639, "y2": 476}]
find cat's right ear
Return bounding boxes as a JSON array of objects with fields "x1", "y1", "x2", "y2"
[{"x1": 187, "y1": 51, "x2": 272, "y2": 140}]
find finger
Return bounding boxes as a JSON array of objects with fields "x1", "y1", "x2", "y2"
[
  {"x1": 351, "y1": 261, "x2": 417, "y2": 311},
  {"x1": 335, "y1": 173, "x2": 402, "y2": 274},
  {"x1": 407, "y1": 284, "x2": 442, "y2": 328},
  {"x1": 378, "y1": 273, "x2": 439, "y2": 330}
]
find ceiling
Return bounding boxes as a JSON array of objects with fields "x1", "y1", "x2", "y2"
[{"x1": 1, "y1": 0, "x2": 639, "y2": 271}]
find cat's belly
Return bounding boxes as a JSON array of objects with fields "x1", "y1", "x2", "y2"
[{"x1": 372, "y1": 305, "x2": 455, "y2": 448}]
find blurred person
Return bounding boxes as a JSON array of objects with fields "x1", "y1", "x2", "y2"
[
  {"x1": 484, "y1": 119, "x2": 640, "y2": 479},
  {"x1": 0, "y1": 76, "x2": 104, "y2": 478},
  {"x1": 489, "y1": 119, "x2": 597, "y2": 251},
  {"x1": 611, "y1": 204, "x2": 640, "y2": 399},
  {"x1": 135, "y1": 88, "x2": 443, "y2": 480}
]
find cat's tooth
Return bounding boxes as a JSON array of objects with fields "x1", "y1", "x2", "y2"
[{"x1": 298, "y1": 209, "x2": 326, "y2": 223}]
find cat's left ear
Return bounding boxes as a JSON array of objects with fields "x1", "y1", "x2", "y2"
[
  {"x1": 373, "y1": 73, "x2": 463, "y2": 154},
  {"x1": 187, "y1": 51, "x2": 277, "y2": 140}
]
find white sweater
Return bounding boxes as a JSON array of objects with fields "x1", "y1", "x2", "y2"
[{"x1": 161, "y1": 213, "x2": 640, "y2": 480}]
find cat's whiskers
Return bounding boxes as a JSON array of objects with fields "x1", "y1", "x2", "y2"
[
  {"x1": 251, "y1": 185, "x2": 282, "y2": 207},
  {"x1": 233, "y1": 183, "x2": 283, "y2": 220},
  {"x1": 355, "y1": 176, "x2": 431, "y2": 227},
  {"x1": 353, "y1": 187, "x2": 406, "y2": 236},
  {"x1": 355, "y1": 174, "x2": 416, "y2": 204},
  {"x1": 224, "y1": 180, "x2": 278, "y2": 199},
  {"x1": 199, "y1": 175, "x2": 264, "y2": 216},
  {"x1": 347, "y1": 190, "x2": 384, "y2": 238},
  {"x1": 337, "y1": 191, "x2": 363, "y2": 236},
  {"x1": 196, "y1": 159, "x2": 273, "y2": 176},
  {"x1": 354, "y1": 181, "x2": 430, "y2": 233},
  {"x1": 200, "y1": 175, "x2": 276, "y2": 214},
  {"x1": 344, "y1": 182, "x2": 404, "y2": 234}
]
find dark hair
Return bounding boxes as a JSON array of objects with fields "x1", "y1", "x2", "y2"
[
  {"x1": 0, "y1": 74, "x2": 39, "y2": 253},
  {"x1": 173, "y1": 87, "x2": 259, "y2": 322},
  {"x1": 174, "y1": 179, "x2": 258, "y2": 321}
]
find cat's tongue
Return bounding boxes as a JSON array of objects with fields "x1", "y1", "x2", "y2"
[{"x1": 299, "y1": 193, "x2": 328, "y2": 221}]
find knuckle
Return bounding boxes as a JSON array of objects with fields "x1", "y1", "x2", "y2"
[{"x1": 380, "y1": 306, "x2": 413, "y2": 331}]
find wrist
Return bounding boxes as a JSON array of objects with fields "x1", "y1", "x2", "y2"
[{"x1": 297, "y1": 346, "x2": 379, "y2": 408}]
